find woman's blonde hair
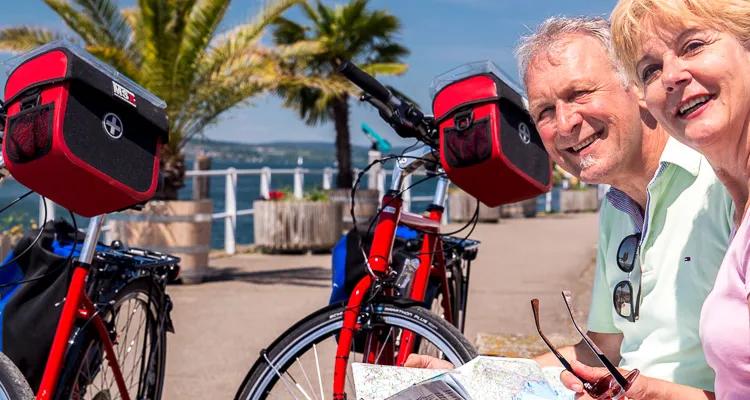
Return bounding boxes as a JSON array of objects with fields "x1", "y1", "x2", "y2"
[{"x1": 610, "y1": 0, "x2": 750, "y2": 84}]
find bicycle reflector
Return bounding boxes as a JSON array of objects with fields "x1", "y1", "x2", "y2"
[{"x1": 2, "y1": 39, "x2": 168, "y2": 216}]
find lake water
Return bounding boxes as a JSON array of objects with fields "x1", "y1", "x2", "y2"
[{"x1": 0, "y1": 158, "x2": 568, "y2": 250}]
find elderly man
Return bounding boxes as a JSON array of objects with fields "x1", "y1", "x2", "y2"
[{"x1": 406, "y1": 16, "x2": 733, "y2": 393}]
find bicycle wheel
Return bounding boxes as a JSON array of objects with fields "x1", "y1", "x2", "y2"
[
  {"x1": 235, "y1": 298, "x2": 477, "y2": 400},
  {"x1": 0, "y1": 352, "x2": 34, "y2": 400},
  {"x1": 55, "y1": 278, "x2": 168, "y2": 400}
]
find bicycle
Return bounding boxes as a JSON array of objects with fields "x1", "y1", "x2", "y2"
[
  {"x1": 234, "y1": 62, "x2": 482, "y2": 400},
  {"x1": 0, "y1": 157, "x2": 180, "y2": 400}
]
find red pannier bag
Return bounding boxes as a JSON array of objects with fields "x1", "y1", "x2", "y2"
[
  {"x1": 2, "y1": 39, "x2": 168, "y2": 217},
  {"x1": 431, "y1": 61, "x2": 552, "y2": 207}
]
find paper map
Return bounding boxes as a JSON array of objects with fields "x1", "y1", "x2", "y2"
[{"x1": 352, "y1": 356, "x2": 576, "y2": 400}]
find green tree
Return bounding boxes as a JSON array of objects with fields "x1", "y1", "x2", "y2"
[
  {"x1": 272, "y1": 0, "x2": 409, "y2": 188},
  {"x1": 0, "y1": 0, "x2": 344, "y2": 199}
]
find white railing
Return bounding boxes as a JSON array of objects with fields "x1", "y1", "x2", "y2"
[{"x1": 184, "y1": 165, "x2": 437, "y2": 255}]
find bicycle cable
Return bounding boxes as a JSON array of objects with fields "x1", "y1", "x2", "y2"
[
  {"x1": 0, "y1": 191, "x2": 50, "y2": 270},
  {"x1": 349, "y1": 153, "x2": 479, "y2": 280}
]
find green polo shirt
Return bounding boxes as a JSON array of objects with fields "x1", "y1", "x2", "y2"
[{"x1": 587, "y1": 137, "x2": 734, "y2": 391}]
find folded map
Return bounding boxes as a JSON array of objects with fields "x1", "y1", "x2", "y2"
[{"x1": 352, "y1": 356, "x2": 577, "y2": 400}]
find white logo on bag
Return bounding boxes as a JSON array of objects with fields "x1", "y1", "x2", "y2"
[
  {"x1": 518, "y1": 122, "x2": 531, "y2": 144},
  {"x1": 103, "y1": 113, "x2": 124, "y2": 139},
  {"x1": 112, "y1": 81, "x2": 137, "y2": 107}
]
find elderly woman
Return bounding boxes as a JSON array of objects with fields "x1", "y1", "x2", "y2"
[{"x1": 559, "y1": 0, "x2": 750, "y2": 399}]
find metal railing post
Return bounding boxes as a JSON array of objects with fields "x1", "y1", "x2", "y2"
[
  {"x1": 294, "y1": 168, "x2": 304, "y2": 199},
  {"x1": 225, "y1": 168, "x2": 238, "y2": 255},
  {"x1": 260, "y1": 167, "x2": 271, "y2": 199},
  {"x1": 323, "y1": 168, "x2": 333, "y2": 190}
]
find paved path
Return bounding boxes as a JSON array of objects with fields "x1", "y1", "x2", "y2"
[{"x1": 161, "y1": 212, "x2": 599, "y2": 399}]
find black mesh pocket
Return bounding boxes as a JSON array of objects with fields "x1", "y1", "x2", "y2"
[
  {"x1": 5, "y1": 103, "x2": 54, "y2": 164},
  {"x1": 442, "y1": 115, "x2": 492, "y2": 168}
]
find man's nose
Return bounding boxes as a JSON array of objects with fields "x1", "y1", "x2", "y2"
[
  {"x1": 555, "y1": 102, "x2": 582, "y2": 136},
  {"x1": 662, "y1": 56, "x2": 691, "y2": 93}
]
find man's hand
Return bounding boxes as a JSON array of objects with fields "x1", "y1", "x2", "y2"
[
  {"x1": 560, "y1": 359, "x2": 640, "y2": 400},
  {"x1": 403, "y1": 354, "x2": 455, "y2": 370}
]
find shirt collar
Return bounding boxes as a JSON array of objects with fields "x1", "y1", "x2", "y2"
[
  {"x1": 656, "y1": 136, "x2": 702, "y2": 177},
  {"x1": 603, "y1": 137, "x2": 703, "y2": 231}
]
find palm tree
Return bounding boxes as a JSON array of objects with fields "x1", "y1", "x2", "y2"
[
  {"x1": 0, "y1": 0, "x2": 345, "y2": 199},
  {"x1": 271, "y1": 0, "x2": 410, "y2": 188}
]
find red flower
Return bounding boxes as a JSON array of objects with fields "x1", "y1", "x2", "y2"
[{"x1": 268, "y1": 190, "x2": 285, "y2": 200}]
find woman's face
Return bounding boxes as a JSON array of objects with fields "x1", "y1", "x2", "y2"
[{"x1": 635, "y1": 23, "x2": 750, "y2": 155}]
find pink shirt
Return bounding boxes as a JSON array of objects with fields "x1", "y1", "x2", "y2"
[{"x1": 700, "y1": 215, "x2": 750, "y2": 399}]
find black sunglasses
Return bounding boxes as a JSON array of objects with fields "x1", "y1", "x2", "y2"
[
  {"x1": 531, "y1": 291, "x2": 640, "y2": 399},
  {"x1": 615, "y1": 233, "x2": 642, "y2": 322}
]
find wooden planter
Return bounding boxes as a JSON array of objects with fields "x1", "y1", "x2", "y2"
[
  {"x1": 253, "y1": 200, "x2": 343, "y2": 253},
  {"x1": 500, "y1": 198, "x2": 538, "y2": 218},
  {"x1": 108, "y1": 199, "x2": 213, "y2": 284},
  {"x1": 560, "y1": 188, "x2": 600, "y2": 213},
  {"x1": 448, "y1": 191, "x2": 500, "y2": 222},
  {"x1": 327, "y1": 188, "x2": 380, "y2": 232}
]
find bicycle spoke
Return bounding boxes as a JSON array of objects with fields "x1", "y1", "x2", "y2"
[
  {"x1": 313, "y1": 344, "x2": 325, "y2": 400},
  {"x1": 295, "y1": 358, "x2": 319, "y2": 400}
]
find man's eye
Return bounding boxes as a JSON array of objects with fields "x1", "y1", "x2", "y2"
[{"x1": 537, "y1": 107, "x2": 553, "y2": 121}]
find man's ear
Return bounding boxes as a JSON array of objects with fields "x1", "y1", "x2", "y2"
[{"x1": 629, "y1": 83, "x2": 648, "y2": 108}]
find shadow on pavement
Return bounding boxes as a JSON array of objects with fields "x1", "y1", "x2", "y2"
[{"x1": 204, "y1": 266, "x2": 332, "y2": 288}]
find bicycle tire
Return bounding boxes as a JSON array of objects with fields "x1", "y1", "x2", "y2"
[
  {"x1": 234, "y1": 298, "x2": 477, "y2": 400},
  {"x1": 0, "y1": 352, "x2": 33, "y2": 400},
  {"x1": 55, "y1": 278, "x2": 168, "y2": 400}
]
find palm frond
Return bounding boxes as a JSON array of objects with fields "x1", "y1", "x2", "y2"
[
  {"x1": 271, "y1": 17, "x2": 307, "y2": 45},
  {"x1": 43, "y1": 0, "x2": 101, "y2": 44},
  {"x1": 175, "y1": 0, "x2": 231, "y2": 85},
  {"x1": 201, "y1": 0, "x2": 304, "y2": 80},
  {"x1": 71, "y1": 0, "x2": 131, "y2": 48},
  {"x1": 360, "y1": 62, "x2": 408, "y2": 77},
  {"x1": 0, "y1": 27, "x2": 70, "y2": 53}
]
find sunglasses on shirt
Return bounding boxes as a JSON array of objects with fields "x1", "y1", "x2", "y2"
[
  {"x1": 531, "y1": 291, "x2": 640, "y2": 399},
  {"x1": 615, "y1": 233, "x2": 642, "y2": 322}
]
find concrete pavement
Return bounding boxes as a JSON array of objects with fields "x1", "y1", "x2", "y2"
[{"x1": 162, "y1": 212, "x2": 600, "y2": 399}]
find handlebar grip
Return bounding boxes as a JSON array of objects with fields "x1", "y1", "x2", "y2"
[{"x1": 339, "y1": 60, "x2": 394, "y2": 105}]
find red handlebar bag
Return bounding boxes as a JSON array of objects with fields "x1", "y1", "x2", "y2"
[
  {"x1": 432, "y1": 61, "x2": 551, "y2": 207},
  {"x1": 2, "y1": 40, "x2": 168, "y2": 217}
]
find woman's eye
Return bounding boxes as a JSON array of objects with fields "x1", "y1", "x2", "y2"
[
  {"x1": 641, "y1": 65, "x2": 659, "y2": 83},
  {"x1": 684, "y1": 40, "x2": 704, "y2": 54}
]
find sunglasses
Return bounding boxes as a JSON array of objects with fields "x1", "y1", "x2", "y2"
[
  {"x1": 531, "y1": 291, "x2": 640, "y2": 399},
  {"x1": 615, "y1": 233, "x2": 642, "y2": 322}
]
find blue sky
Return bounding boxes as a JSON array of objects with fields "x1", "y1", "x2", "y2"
[{"x1": 0, "y1": 0, "x2": 617, "y2": 148}]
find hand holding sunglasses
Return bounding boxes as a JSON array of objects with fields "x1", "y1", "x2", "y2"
[{"x1": 531, "y1": 291, "x2": 640, "y2": 399}]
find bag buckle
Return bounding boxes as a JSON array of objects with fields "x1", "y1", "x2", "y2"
[
  {"x1": 453, "y1": 109, "x2": 474, "y2": 132},
  {"x1": 20, "y1": 89, "x2": 42, "y2": 111}
]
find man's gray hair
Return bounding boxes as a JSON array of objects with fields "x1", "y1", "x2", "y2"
[{"x1": 514, "y1": 16, "x2": 628, "y2": 87}]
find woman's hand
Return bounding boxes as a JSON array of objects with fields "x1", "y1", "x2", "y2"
[{"x1": 403, "y1": 354, "x2": 455, "y2": 370}]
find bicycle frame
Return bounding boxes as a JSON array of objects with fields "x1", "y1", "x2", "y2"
[
  {"x1": 35, "y1": 214, "x2": 134, "y2": 400},
  {"x1": 333, "y1": 145, "x2": 454, "y2": 399}
]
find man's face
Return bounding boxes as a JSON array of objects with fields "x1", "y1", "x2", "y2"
[{"x1": 525, "y1": 34, "x2": 645, "y2": 184}]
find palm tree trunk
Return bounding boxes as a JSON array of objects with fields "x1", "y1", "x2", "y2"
[
  {"x1": 332, "y1": 95, "x2": 353, "y2": 188},
  {"x1": 152, "y1": 153, "x2": 187, "y2": 201}
]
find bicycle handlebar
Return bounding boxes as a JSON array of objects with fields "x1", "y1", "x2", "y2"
[
  {"x1": 339, "y1": 61, "x2": 399, "y2": 107},
  {"x1": 338, "y1": 60, "x2": 438, "y2": 148}
]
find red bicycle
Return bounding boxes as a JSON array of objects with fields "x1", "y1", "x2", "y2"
[
  {"x1": 0, "y1": 157, "x2": 180, "y2": 400},
  {"x1": 235, "y1": 62, "x2": 481, "y2": 400}
]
